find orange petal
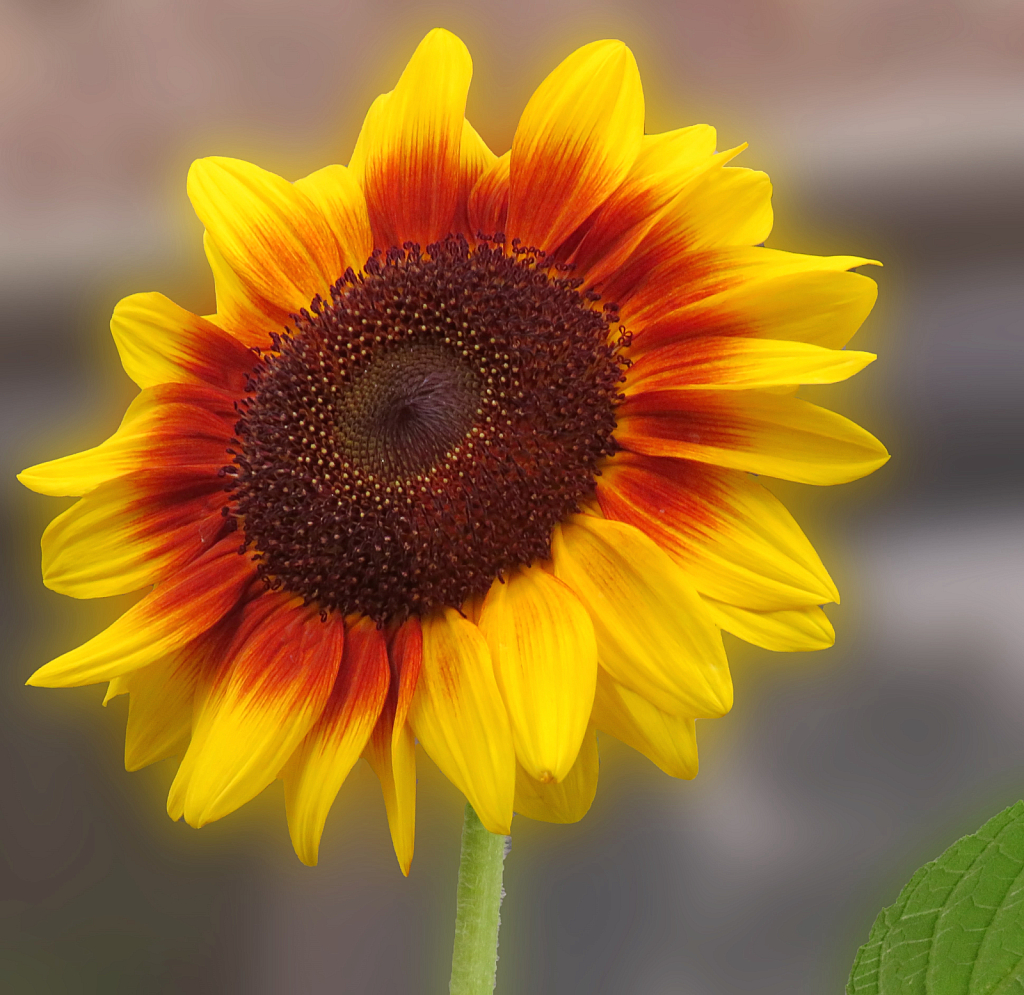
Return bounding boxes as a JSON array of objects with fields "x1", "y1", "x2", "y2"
[
  {"x1": 365, "y1": 617, "x2": 423, "y2": 875},
  {"x1": 506, "y1": 40, "x2": 644, "y2": 253},
  {"x1": 171, "y1": 595, "x2": 344, "y2": 828},
  {"x1": 111, "y1": 292, "x2": 258, "y2": 392},
  {"x1": 284, "y1": 615, "x2": 390, "y2": 866},
  {"x1": 41, "y1": 467, "x2": 230, "y2": 599},
  {"x1": 111, "y1": 619, "x2": 231, "y2": 771},
  {"x1": 623, "y1": 337, "x2": 875, "y2": 394},
  {"x1": 389, "y1": 617, "x2": 424, "y2": 750},
  {"x1": 600, "y1": 154, "x2": 772, "y2": 304},
  {"x1": 27, "y1": 536, "x2": 254, "y2": 688},
  {"x1": 568, "y1": 125, "x2": 718, "y2": 284},
  {"x1": 347, "y1": 92, "x2": 389, "y2": 188},
  {"x1": 467, "y1": 151, "x2": 510, "y2": 240},
  {"x1": 454, "y1": 120, "x2": 498, "y2": 238},
  {"x1": 293, "y1": 164, "x2": 374, "y2": 274},
  {"x1": 658, "y1": 157, "x2": 772, "y2": 251},
  {"x1": 408, "y1": 607, "x2": 514, "y2": 834},
  {"x1": 18, "y1": 382, "x2": 236, "y2": 497},
  {"x1": 615, "y1": 388, "x2": 890, "y2": 485},
  {"x1": 358, "y1": 29, "x2": 474, "y2": 248},
  {"x1": 628, "y1": 253, "x2": 879, "y2": 355},
  {"x1": 188, "y1": 156, "x2": 343, "y2": 317},
  {"x1": 202, "y1": 231, "x2": 285, "y2": 349},
  {"x1": 597, "y1": 453, "x2": 837, "y2": 610}
]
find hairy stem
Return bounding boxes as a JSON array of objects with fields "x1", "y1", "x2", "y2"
[{"x1": 449, "y1": 804, "x2": 510, "y2": 995}]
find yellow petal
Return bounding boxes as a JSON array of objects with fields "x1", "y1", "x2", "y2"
[
  {"x1": 358, "y1": 28, "x2": 473, "y2": 247},
  {"x1": 663, "y1": 158, "x2": 773, "y2": 250},
  {"x1": 110, "y1": 292, "x2": 258, "y2": 391},
  {"x1": 506, "y1": 40, "x2": 644, "y2": 252},
  {"x1": 366, "y1": 719, "x2": 418, "y2": 874},
  {"x1": 467, "y1": 150, "x2": 510, "y2": 240},
  {"x1": 616, "y1": 389, "x2": 890, "y2": 485},
  {"x1": 597, "y1": 454, "x2": 838, "y2": 610},
  {"x1": 173, "y1": 598, "x2": 344, "y2": 828},
  {"x1": 551, "y1": 515, "x2": 732, "y2": 717},
  {"x1": 571, "y1": 126, "x2": 721, "y2": 283},
  {"x1": 41, "y1": 468, "x2": 226, "y2": 599},
  {"x1": 293, "y1": 164, "x2": 373, "y2": 274},
  {"x1": 115, "y1": 634, "x2": 224, "y2": 771},
  {"x1": 514, "y1": 726, "x2": 599, "y2": 824},
  {"x1": 702, "y1": 597, "x2": 836, "y2": 651},
  {"x1": 27, "y1": 536, "x2": 253, "y2": 688},
  {"x1": 364, "y1": 618, "x2": 422, "y2": 875},
  {"x1": 592, "y1": 669, "x2": 698, "y2": 778},
  {"x1": 624, "y1": 337, "x2": 875, "y2": 394},
  {"x1": 478, "y1": 565, "x2": 597, "y2": 783},
  {"x1": 593, "y1": 147, "x2": 768, "y2": 302},
  {"x1": 202, "y1": 231, "x2": 283, "y2": 349},
  {"x1": 18, "y1": 392, "x2": 156, "y2": 497},
  {"x1": 655, "y1": 267, "x2": 878, "y2": 353},
  {"x1": 461, "y1": 591, "x2": 486, "y2": 625},
  {"x1": 187, "y1": 156, "x2": 343, "y2": 316},
  {"x1": 17, "y1": 383, "x2": 236, "y2": 497},
  {"x1": 408, "y1": 607, "x2": 514, "y2": 835},
  {"x1": 455, "y1": 120, "x2": 498, "y2": 236},
  {"x1": 103, "y1": 677, "x2": 127, "y2": 706},
  {"x1": 284, "y1": 615, "x2": 390, "y2": 866},
  {"x1": 622, "y1": 246, "x2": 879, "y2": 350},
  {"x1": 347, "y1": 92, "x2": 390, "y2": 188}
]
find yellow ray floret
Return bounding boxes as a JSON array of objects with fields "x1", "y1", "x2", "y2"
[
  {"x1": 409, "y1": 608, "x2": 515, "y2": 835},
  {"x1": 479, "y1": 565, "x2": 598, "y2": 784},
  {"x1": 552, "y1": 515, "x2": 733, "y2": 718}
]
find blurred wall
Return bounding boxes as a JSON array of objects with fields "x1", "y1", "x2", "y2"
[{"x1": 2, "y1": 1, "x2": 1023, "y2": 992}]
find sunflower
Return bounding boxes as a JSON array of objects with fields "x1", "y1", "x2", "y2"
[{"x1": 19, "y1": 28, "x2": 887, "y2": 871}]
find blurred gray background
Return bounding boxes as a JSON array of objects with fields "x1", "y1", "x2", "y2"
[{"x1": 2, "y1": 1, "x2": 1023, "y2": 992}]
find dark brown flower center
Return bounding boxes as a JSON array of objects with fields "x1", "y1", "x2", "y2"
[{"x1": 225, "y1": 235, "x2": 630, "y2": 623}]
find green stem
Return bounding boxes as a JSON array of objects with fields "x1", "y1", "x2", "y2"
[{"x1": 449, "y1": 803, "x2": 510, "y2": 995}]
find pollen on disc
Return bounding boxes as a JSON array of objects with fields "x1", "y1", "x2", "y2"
[{"x1": 225, "y1": 235, "x2": 630, "y2": 623}]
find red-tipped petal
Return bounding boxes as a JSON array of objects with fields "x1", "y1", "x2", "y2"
[
  {"x1": 285, "y1": 615, "x2": 390, "y2": 866},
  {"x1": 28, "y1": 536, "x2": 254, "y2": 688},
  {"x1": 171, "y1": 595, "x2": 345, "y2": 829},
  {"x1": 616, "y1": 389, "x2": 890, "y2": 485},
  {"x1": 506, "y1": 40, "x2": 644, "y2": 253},
  {"x1": 188, "y1": 157, "x2": 343, "y2": 318},
  {"x1": 568, "y1": 125, "x2": 718, "y2": 283},
  {"x1": 358, "y1": 29, "x2": 474, "y2": 248},
  {"x1": 42, "y1": 466, "x2": 232, "y2": 599},
  {"x1": 597, "y1": 453, "x2": 838, "y2": 610},
  {"x1": 364, "y1": 617, "x2": 423, "y2": 875},
  {"x1": 467, "y1": 151, "x2": 510, "y2": 240},
  {"x1": 111, "y1": 292, "x2": 258, "y2": 393},
  {"x1": 18, "y1": 383, "x2": 237, "y2": 497}
]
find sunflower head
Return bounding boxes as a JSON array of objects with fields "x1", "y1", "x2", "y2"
[
  {"x1": 20, "y1": 28, "x2": 887, "y2": 870},
  {"x1": 227, "y1": 234, "x2": 629, "y2": 623}
]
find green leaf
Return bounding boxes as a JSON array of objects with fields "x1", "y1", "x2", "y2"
[{"x1": 848, "y1": 801, "x2": 1024, "y2": 994}]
